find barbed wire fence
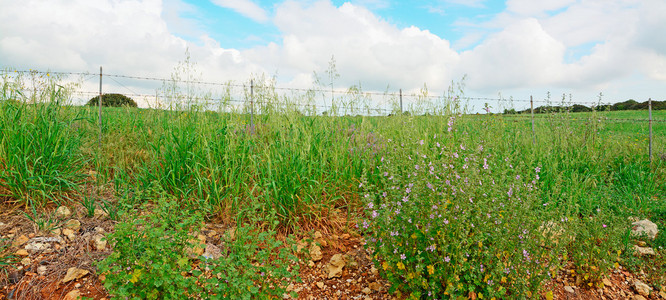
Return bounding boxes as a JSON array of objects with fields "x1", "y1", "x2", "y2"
[{"x1": 1, "y1": 68, "x2": 663, "y2": 162}]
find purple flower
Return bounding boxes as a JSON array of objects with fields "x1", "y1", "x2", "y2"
[
  {"x1": 401, "y1": 253, "x2": 407, "y2": 260},
  {"x1": 444, "y1": 256, "x2": 450, "y2": 262}
]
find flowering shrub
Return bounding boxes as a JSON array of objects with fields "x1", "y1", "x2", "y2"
[{"x1": 361, "y1": 132, "x2": 562, "y2": 299}]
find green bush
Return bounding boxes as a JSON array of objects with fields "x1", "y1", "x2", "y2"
[
  {"x1": 87, "y1": 93, "x2": 137, "y2": 107},
  {"x1": 361, "y1": 133, "x2": 561, "y2": 299},
  {"x1": 97, "y1": 196, "x2": 299, "y2": 299}
]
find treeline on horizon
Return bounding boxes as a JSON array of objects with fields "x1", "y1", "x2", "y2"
[{"x1": 503, "y1": 99, "x2": 666, "y2": 114}]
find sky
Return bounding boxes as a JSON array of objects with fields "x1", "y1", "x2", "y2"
[{"x1": 1, "y1": 0, "x2": 665, "y2": 112}]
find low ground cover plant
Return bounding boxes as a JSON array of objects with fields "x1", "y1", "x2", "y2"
[{"x1": 97, "y1": 194, "x2": 299, "y2": 299}]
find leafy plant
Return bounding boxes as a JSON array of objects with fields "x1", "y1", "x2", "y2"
[
  {"x1": 361, "y1": 127, "x2": 562, "y2": 299},
  {"x1": 97, "y1": 195, "x2": 299, "y2": 299}
]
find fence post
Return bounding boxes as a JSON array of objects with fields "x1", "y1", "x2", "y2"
[
  {"x1": 399, "y1": 89, "x2": 403, "y2": 114},
  {"x1": 250, "y1": 79, "x2": 254, "y2": 132},
  {"x1": 98, "y1": 66, "x2": 102, "y2": 147},
  {"x1": 649, "y1": 98, "x2": 653, "y2": 163},
  {"x1": 530, "y1": 95, "x2": 535, "y2": 145}
]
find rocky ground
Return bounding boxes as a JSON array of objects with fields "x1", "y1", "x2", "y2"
[{"x1": 1, "y1": 204, "x2": 664, "y2": 299}]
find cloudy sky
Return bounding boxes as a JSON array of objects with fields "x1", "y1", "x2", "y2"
[{"x1": 1, "y1": 0, "x2": 665, "y2": 111}]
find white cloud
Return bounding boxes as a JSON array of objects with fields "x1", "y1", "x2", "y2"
[
  {"x1": 210, "y1": 0, "x2": 269, "y2": 23},
  {"x1": 0, "y1": 0, "x2": 664, "y2": 110},
  {"x1": 505, "y1": 0, "x2": 577, "y2": 16},
  {"x1": 457, "y1": 18, "x2": 566, "y2": 90}
]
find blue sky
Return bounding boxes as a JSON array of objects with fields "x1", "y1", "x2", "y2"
[
  {"x1": 173, "y1": 0, "x2": 507, "y2": 50},
  {"x1": 1, "y1": 0, "x2": 665, "y2": 110}
]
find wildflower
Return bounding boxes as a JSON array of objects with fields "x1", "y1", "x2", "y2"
[
  {"x1": 372, "y1": 211, "x2": 378, "y2": 218},
  {"x1": 444, "y1": 256, "x2": 450, "y2": 262},
  {"x1": 419, "y1": 140, "x2": 424, "y2": 145},
  {"x1": 460, "y1": 144, "x2": 466, "y2": 150},
  {"x1": 603, "y1": 224, "x2": 607, "y2": 228},
  {"x1": 368, "y1": 202, "x2": 374, "y2": 209},
  {"x1": 427, "y1": 265, "x2": 435, "y2": 275},
  {"x1": 443, "y1": 219, "x2": 449, "y2": 224},
  {"x1": 401, "y1": 253, "x2": 407, "y2": 260},
  {"x1": 516, "y1": 175, "x2": 520, "y2": 180},
  {"x1": 397, "y1": 262, "x2": 405, "y2": 270}
]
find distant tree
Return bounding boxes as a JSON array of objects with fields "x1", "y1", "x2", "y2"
[
  {"x1": 87, "y1": 93, "x2": 137, "y2": 107},
  {"x1": 571, "y1": 104, "x2": 592, "y2": 112}
]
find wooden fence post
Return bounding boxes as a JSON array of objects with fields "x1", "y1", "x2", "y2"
[
  {"x1": 530, "y1": 95, "x2": 536, "y2": 145},
  {"x1": 649, "y1": 98, "x2": 653, "y2": 163}
]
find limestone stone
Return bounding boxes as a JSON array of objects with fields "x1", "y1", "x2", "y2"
[
  {"x1": 634, "y1": 280, "x2": 652, "y2": 296},
  {"x1": 24, "y1": 242, "x2": 49, "y2": 252},
  {"x1": 203, "y1": 243, "x2": 222, "y2": 260},
  {"x1": 63, "y1": 289, "x2": 81, "y2": 300},
  {"x1": 309, "y1": 244, "x2": 323, "y2": 262},
  {"x1": 55, "y1": 206, "x2": 72, "y2": 219},
  {"x1": 64, "y1": 219, "x2": 81, "y2": 231},
  {"x1": 327, "y1": 253, "x2": 346, "y2": 279},
  {"x1": 93, "y1": 234, "x2": 107, "y2": 251},
  {"x1": 62, "y1": 267, "x2": 89, "y2": 283},
  {"x1": 20, "y1": 257, "x2": 31, "y2": 266},
  {"x1": 63, "y1": 228, "x2": 76, "y2": 241},
  {"x1": 633, "y1": 245, "x2": 656, "y2": 256},
  {"x1": 12, "y1": 235, "x2": 29, "y2": 248},
  {"x1": 631, "y1": 219, "x2": 658, "y2": 240}
]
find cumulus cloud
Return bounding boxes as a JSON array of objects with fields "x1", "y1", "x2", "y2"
[
  {"x1": 457, "y1": 18, "x2": 566, "y2": 90},
  {"x1": 0, "y1": 0, "x2": 664, "y2": 109}
]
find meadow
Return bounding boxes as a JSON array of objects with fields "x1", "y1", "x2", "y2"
[{"x1": 1, "y1": 72, "x2": 665, "y2": 299}]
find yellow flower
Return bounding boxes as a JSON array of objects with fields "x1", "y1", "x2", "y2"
[
  {"x1": 397, "y1": 262, "x2": 405, "y2": 270},
  {"x1": 427, "y1": 265, "x2": 434, "y2": 275},
  {"x1": 382, "y1": 261, "x2": 389, "y2": 270}
]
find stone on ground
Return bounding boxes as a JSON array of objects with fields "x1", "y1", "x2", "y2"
[
  {"x1": 327, "y1": 253, "x2": 346, "y2": 279},
  {"x1": 631, "y1": 219, "x2": 658, "y2": 239},
  {"x1": 62, "y1": 267, "x2": 89, "y2": 283}
]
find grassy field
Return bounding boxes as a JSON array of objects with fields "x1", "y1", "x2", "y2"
[{"x1": 1, "y1": 75, "x2": 665, "y2": 298}]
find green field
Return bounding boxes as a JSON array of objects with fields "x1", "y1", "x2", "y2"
[{"x1": 1, "y1": 75, "x2": 665, "y2": 298}]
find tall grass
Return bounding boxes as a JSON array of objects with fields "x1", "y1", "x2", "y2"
[{"x1": 0, "y1": 75, "x2": 86, "y2": 206}]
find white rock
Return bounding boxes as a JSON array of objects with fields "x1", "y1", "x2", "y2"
[
  {"x1": 634, "y1": 280, "x2": 652, "y2": 296},
  {"x1": 93, "y1": 234, "x2": 107, "y2": 251},
  {"x1": 203, "y1": 244, "x2": 222, "y2": 260},
  {"x1": 633, "y1": 245, "x2": 656, "y2": 256},
  {"x1": 25, "y1": 242, "x2": 50, "y2": 252},
  {"x1": 631, "y1": 219, "x2": 658, "y2": 240},
  {"x1": 37, "y1": 266, "x2": 47, "y2": 275},
  {"x1": 55, "y1": 206, "x2": 72, "y2": 219},
  {"x1": 29, "y1": 236, "x2": 64, "y2": 244},
  {"x1": 564, "y1": 286, "x2": 575, "y2": 294}
]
